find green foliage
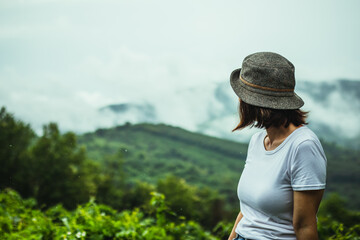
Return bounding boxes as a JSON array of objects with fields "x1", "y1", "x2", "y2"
[
  {"x1": 29, "y1": 123, "x2": 96, "y2": 209},
  {"x1": 157, "y1": 176, "x2": 199, "y2": 220},
  {"x1": 0, "y1": 107, "x2": 35, "y2": 196},
  {"x1": 318, "y1": 194, "x2": 360, "y2": 239},
  {"x1": 122, "y1": 181, "x2": 155, "y2": 210},
  {"x1": 322, "y1": 141, "x2": 360, "y2": 210},
  {"x1": 0, "y1": 189, "x2": 54, "y2": 239},
  {"x1": 94, "y1": 152, "x2": 125, "y2": 210},
  {"x1": 156, "y1": 175, "x2": 225, "y2": 228},
  {"x1": 212, "y1": 221, "x2": 234, "y2": 240},
  {"x1": 79, "y1": 122, "x2": 360, "y2": 211},
  {"x1": 2, "y1": 107, "x2": 360, "y2": 239},
  {"x1": 0, "y1": 189, "x2": 219, "y2": 240},
  {"x1": 78, "y1": 123, "x2": 248, "y2": 215},
  {"x1": 319, "y1": 194, "x2": 360, "y2": 226},
  {"x1": 325, "y1": 223, "x2": 360, "y2": 240},
  {"x1": 3, "y1": 189, "x2": 359, "y2": 240},
  {"x1": 0, "y1": 107, "x2": 101, "y2": 209}
]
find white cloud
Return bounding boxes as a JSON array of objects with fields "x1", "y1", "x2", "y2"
[
  {"x1": 301, "y1": 90, "x2": 360, "y2": 138},
  {"x1": 0, "y1": 0, "x2": 359, "y2": 138}
]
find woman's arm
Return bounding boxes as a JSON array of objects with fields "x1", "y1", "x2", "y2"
[
  {"x1": 293, "y1": 190, "x2": 324, "y2": 240},
  {"x1": 228, "y1": 211, "x2": 243, "y2": 240}
]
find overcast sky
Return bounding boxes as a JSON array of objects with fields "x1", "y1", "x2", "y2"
[{"x1": 1, "y1": 0, "x2": 359, "y2": 132}]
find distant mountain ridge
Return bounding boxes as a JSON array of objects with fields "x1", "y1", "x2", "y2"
[
  {"x1": 296, "y1": 79, "x2": 360, "y2": 108},
  {"x1": 100, "y1": 79, "x2": 360, "y2": 149}
]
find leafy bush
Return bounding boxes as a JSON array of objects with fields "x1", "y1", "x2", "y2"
[
  {"x1": 318, "y1": 194, "x2": 360, "y2": 239},
  {"x1": 0, "y1": 189, "x2": 219, "y2": 240}
]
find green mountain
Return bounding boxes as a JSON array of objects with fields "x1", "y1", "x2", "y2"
[{"x1": 78, "y1": 123, "x2": 360, "y2": 210}]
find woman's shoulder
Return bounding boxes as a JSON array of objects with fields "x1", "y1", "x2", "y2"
[
  {"x1": 292, "y1": 126, "x2": 320, "y2": 143},
  {"x1": 288, "y1": 126, "x2": 324, "y2": 152},
  {"x1": 247, "y1": 130, "x2": 267, "y2": 150}
]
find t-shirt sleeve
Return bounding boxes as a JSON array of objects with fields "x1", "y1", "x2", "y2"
[{"x1": 290, "y1": 140, "x2": 327, "y2": 191}]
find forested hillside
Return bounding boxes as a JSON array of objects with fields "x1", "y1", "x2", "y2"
[
  {"x1": 79, "y1": 122, "x2": 360, "y2": 210},
  {"x1": 79, "y1": 123, "x2": 247, "y2": 209},
  {"x1": 1, "y1": 106, "x2": 360, "y2": 239}
]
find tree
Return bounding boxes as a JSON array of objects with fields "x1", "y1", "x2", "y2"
[
  {"x1": 0, "y1": 107, "x2": 35, "y2": 196},
  {"x1": 156, "y1": 175, "x2": 225, "y2": 229},
  {"x1": 317, "y1": 194, "x2": 360, "y2": 239},
  {"x1": 29, "y1": 123, "x2": 95, "y2": 209},
  {"x1": 95, "y1": 151, "x2": 125, "y2": 209},
  {"x1": 122, "y1": 181, "x2": 155, "y2": 210}
]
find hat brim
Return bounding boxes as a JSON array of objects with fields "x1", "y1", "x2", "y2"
[{"x1": 230, "y1": 68, "x2": 304, "y2": 110}]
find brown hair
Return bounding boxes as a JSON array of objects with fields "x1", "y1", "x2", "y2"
[{"x1": 232, "y1": 99, "x2": 308, "y2": 131}]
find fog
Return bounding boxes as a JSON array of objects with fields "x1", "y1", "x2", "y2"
[{"x1": 1, "y1": 0, "x2": 359, "y2": 140}]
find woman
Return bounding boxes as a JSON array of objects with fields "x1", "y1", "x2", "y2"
[{"x1": 228, "y1": 52, "x2": 327, "y2": 240}]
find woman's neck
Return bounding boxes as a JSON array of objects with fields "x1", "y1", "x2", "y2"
[{"x1": 264, "y1": 123, "x2": 302, "y2": 151}]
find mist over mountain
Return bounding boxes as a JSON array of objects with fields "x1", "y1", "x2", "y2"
[
  {"x1": 100, "y1": 79, "x2": 360, "y2": 149},
  {"x1": 99, "y1": 103, "x2": 157, "y2": 124}
]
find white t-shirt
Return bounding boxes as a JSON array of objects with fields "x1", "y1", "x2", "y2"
[{"x1": 235, "y1": 126, "x2": 327, "y2": 240}]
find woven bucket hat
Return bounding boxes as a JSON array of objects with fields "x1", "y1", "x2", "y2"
[{"x1": 230, "y1": 52, "x2": 304, "y2": 110}]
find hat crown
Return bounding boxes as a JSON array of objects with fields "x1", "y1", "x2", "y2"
[
  {"x1": 241, "y1": 52, "x2": 295, "y2": 91},
  {"x1": 229, "y1": 51, "x2": 304, "y2": 110}
]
